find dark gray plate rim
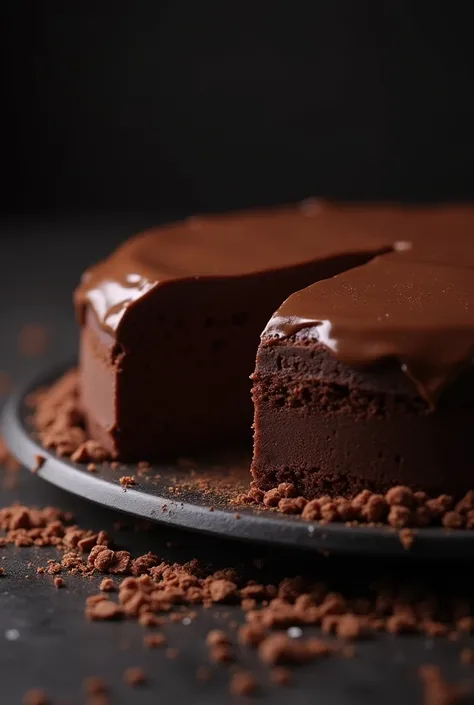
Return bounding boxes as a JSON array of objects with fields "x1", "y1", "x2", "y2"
[{"x1": 2, "y1": 362, "x2": 473, "y2": 559}]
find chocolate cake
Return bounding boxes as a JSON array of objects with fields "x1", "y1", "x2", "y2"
[
  {"x1": 251, "y1": 253, "x2": 474, "y2": 498},
  {"x1": 75, "y1": 203, "x2": 397, "y2": 459}
]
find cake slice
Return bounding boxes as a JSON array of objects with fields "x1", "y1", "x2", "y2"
[
  {"x1": 251, "y1": 253, "x2": 474, "y2": 497},
  {"x1": 74, "y1": 203, "x2": 395, "y2": 460}
]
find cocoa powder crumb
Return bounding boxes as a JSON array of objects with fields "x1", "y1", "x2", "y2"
[
  {"x1": 119, "y1": 475, "x2": 136, "y2": 488},
  {"x1": 302, "y1": 500, "x2": 321, "y2": 521},
  {"x1": 206, "y1": 629, "x2": 230, "y2": 647},
  {"x1": 277, "y1": 482, "x2": 297, "y2": 498},
  {"x1": 385, "y1": 486, "x2": 414, "y2": 507},
  {"x1": 99, "y1": 578, "x2": 115, "y2": 592},
  {"x1": 54, "y1": 576, "x2": 64, "y2": 588},
  {"x1": 144, "y1": 633, "x2": 166, "y2": 648},
  {"x1": 335, "y1": 614, "x2": 368, "y2": 640},
  {"x1": 238, "y1": 623, "x2": 266, "y2": 647},
  {"x1": 457, "y1": 617, "x2": 474, "y2": 634},
  {"x1": 399, "y1": 529, "x2": 415, "y2": 550},
  {"x1": 123, "y1": 667, "x2": 146, "y2": 686},
  {"x1": 278, "y1": 497, "x2": 307, "y2": 514},
  {"x1": 388, "y1": 506, "x2": 413, "y2": 529},
  {"x1": 229, "y1": 671, "x2": 257, "y2": 696},
  {"x1": 442, "y1": 512, "x2": 464, "y2": 530},
  {"x1": 71, "y1": 441, "x2": 108, "y2": 464},
  {"x1": 258, "y1": 633, "x2": 332, "y2": 665},
  {"x1": 86, "y1": 600, "x2": 123, "y2": 621},
  {"x1": 386, "y1": 614, "x2": 417, "y2": 634},
  {"x1": 210, "y1": 644, "x2": 233, "y2": 663},
  {"x1": 209, "y1": 579, "x2": 238, "y2": 603},
  {"x1": 263, "y1": 489, "x2": 281, "y2": 507}
]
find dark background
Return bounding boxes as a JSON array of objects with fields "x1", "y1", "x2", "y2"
[{"x1": 3, "y1": 0, "x2": 474, "y2": 218}]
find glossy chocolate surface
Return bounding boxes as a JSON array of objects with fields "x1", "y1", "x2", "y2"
[
  {"x1": 264, "y1": 254, "x2": 474, "y2": 406},
  {"x1": 75, "y1": 202, "x2": 474, "y2": 336},
  {"x1": 75, "y1": 201, "x2": 424, "y2": 335}
]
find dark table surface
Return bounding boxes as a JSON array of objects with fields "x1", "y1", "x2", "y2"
[{"x1": 1, "y1": 216, "x2": 473, "y2": 705}]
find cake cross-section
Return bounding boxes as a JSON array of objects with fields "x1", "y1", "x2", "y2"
[{"x1": 251, "y1": 254, "x2": 474, "y2": 498}]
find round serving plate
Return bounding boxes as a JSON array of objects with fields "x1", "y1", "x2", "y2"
[{"x1": 2, "y1": 363, "x2": 474, "y2": 559}]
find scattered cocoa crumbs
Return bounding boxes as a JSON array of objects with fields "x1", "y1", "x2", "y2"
[
  {"x1": 28, "y1": 371, "x2": 113, "y2": 476},
  {"x1": 22, "y1": 689, "x2": 49, "y2": 705},
  {"x1": 54, "y1": 576, "x2": 64, "y2": 588},
  {"x1": 206, "y1": 629, "x2": 231, "y2": 647},
  {"x1": 334, "y1": 614, "x2": 368, "y2": 640},
  {"x1": 418, "y1": 665, "x2": 471, "y2": 705},
  {"x1": 47, "y1": 560, "x2": 62, "y2": 575},
  {"x1": 210, "y1": 644, "x2": 234, "y2": 663},
  {"x1": 86, "y1": 600, "x2": 123, "y2": 621},
  {"x1": 229, "y1": 671, "x2": 258, "y2": 696},
  {"x1": 258, "y1": 633, "x2": 333, "y2": 665},
  {"x1": 119, "y1": 475, "x2": 136, "y2": 488},
  {"x1": 238, "y1": 481, "x2": 474, "y2": 532},
  {"x1": 5, "y1": 493, "x2": 474, "y2": 700},
  {"x1": 144, "y1": 633, "x2": 166, "y2": 648},
  {"x1": 238, "y1": 623, "x2": 266, "y2": 647},
  {"x1": 71, "y1": 441, "x2": 109, "y2": 464},
  {"x1": 99, "y1": 577, "x2": 115, "y2": 592},
  {"x1": 399, "y1": 528, "x2": 415, "y2": 550},
  {"x1": 123, "y1": 667, "x2": 146, "y2": 686}
]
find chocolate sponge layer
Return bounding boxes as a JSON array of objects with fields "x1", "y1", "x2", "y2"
[{"x1": 251, "y1": 340, "x2": 474, "y2": 498}]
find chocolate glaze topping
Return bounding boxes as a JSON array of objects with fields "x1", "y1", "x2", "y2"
[
  {"x1": 264, "y1": 254, "x2": 474, "y2": 407},
  {"x1": 75, "y1": 202, "x2": 474, "y2": 336},
  {"x1": 75, "y1": 202, "x2": 404, "y2": 335}
]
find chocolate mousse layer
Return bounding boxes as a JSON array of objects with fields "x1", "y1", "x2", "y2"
[
  {"x1": 252, "y1": 255, "x2": 474, "y2": 497},
  {"x1": 75, "y1": 203, "x2": 395, "y2": 459}
]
